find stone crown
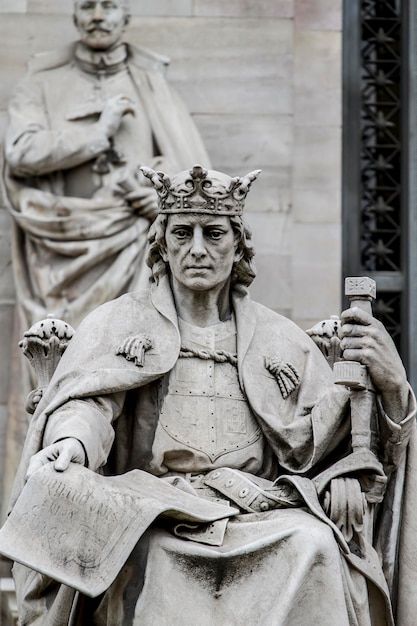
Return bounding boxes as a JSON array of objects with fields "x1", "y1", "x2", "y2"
[{"x1": 140, "y1": 164, "x2": 261, "y2": 215}]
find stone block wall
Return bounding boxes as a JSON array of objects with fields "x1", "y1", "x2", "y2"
[{"x1": 0, "y1": 0, "x2": 342, "y2": 509}]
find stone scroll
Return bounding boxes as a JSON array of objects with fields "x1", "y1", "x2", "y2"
[{"x1": 0, "y1": 464, "x2": 236, "y2": 597}]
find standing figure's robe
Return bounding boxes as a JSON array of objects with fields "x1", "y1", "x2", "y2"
[{"x1": 4, "y1": 42, "x2": 210, "y2": 330}]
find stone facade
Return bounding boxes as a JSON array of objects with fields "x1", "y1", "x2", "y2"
[{"x1": 0, "y1": 0, "x2": 342, "y2": 518}]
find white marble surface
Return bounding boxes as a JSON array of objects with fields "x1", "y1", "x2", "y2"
[
  {"x1": 292, "y1": 222, "x2": 341, "y2": 327},
  {"x1": 0, "y1": 0, "x2": 27, "y2": 13},
  {"x1": 194, "y1": 0, "x2": 294, "y2": 18}
]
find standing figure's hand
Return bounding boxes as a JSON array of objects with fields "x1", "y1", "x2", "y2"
[
  {"x1": 98, "y1": 94, "x2": 135, "y2": 138},
  {"x1": 125, "y1": 187, "x2": 159, "y2": 220}
]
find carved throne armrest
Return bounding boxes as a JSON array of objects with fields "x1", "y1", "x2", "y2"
[
  {"x1": 306, "y1": 315, "x2": 342, "y2": 369},
  {"x1": 19, "y1": 315, "x2": 74, "y2": 414}
]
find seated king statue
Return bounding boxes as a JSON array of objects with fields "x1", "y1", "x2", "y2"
[{"x1": 5, "y1": 165, "x2": 417, "y2": 625}]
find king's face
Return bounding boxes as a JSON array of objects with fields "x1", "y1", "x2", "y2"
[{"x1": 163, "y1": 214, "x2": 240, "y2": 294}]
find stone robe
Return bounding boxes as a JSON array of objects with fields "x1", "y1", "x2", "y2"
[{"x1": 8, "y1": 277, "x2": 417, "y2": 625}]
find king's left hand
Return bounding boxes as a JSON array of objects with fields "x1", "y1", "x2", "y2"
[{"x1": 339, "y1": 307, "x2": 409, "y2": 421}]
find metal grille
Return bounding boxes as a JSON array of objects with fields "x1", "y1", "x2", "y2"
[
  {"x1": 346, "y1": 0, "x2": 404, "y2": 349},
  {"x1": 361, "y1": 0, "x2": 402, "y2": 276}
]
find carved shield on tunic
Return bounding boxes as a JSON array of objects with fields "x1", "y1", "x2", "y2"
[{"x1": 159, "y1": 359, "x2": 262, "y2": 462}]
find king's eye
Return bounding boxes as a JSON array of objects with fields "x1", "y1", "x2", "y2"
[
  {"x1": 173, "y1": 229, "x2": 190, "y2": 239},
  {"x1": 207, "y1": 230, "x2": 224, "y2": 240}
]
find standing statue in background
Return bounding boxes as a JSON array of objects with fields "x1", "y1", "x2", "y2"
[
  {"x1": 3, "y1": 165, "x2": 417, "y2": 625},
  {"x1": 3, "y1": 0, "x2": 210, "y2": 332}
]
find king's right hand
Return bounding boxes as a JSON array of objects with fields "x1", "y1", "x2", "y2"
[{"x1": 25, "y1": 438, "x2": 86, "y2": 482}]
